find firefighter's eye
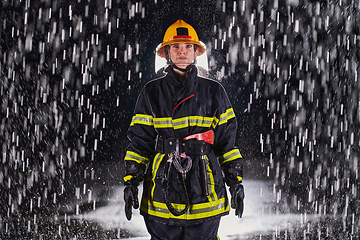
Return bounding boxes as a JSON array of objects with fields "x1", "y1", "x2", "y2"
[
  {"x1": 172, "y1": 44, "x2": 179, "y2": 48},
  {"x1": 186, "y1": 44, "x2": 193, "y2": 48}
]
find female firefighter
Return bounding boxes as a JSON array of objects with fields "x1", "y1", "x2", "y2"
[{"x1": 123, "y1": 19, "x2": 245, "y2": 239}]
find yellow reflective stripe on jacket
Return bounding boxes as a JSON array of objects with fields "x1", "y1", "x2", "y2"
[
  {"x1": 129, "y1": 109, "x2": 233, "y2": 129},
  {"x1": 130, "y1": 114, "x2": 154, "y2": 127},
  {"x1": 219, "y1": 149, "x2": 242, "y2": 165},
  {"x1": 154, "y1": 117, "x2": 173, "y2": 128},
  {"x1": 140, "y1": 197, "x2": 229, "y2": 220},
  {"x1": 124, "y1": 151, "x2": 150, "y2": 164},
  {"x1": 204, "y1": 155, "x2": 218, "y2": 202},
  {"x1": 153, "y1": 116, "x2": 214, "y2": 129},
  {"x1": 150, "y1": 153, "x2": 165, "y2": 198},
  {"x1": 173, "y1": 116, "x2": 214, "y2": 129},
  {"x1": 218, "y1": 108, "x2": 235, "y2": 125},
  {"x1": 123, "y1": 175, "x2": 133, "y2": 182}
]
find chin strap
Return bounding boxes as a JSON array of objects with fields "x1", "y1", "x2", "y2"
[{"x1": 171, "y1": 64, "x2": 191, "y2": 73}]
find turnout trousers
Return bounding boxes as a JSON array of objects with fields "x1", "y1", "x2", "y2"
[{"x1": 144, "y1": 217, "x2": 221, "y2": 240}]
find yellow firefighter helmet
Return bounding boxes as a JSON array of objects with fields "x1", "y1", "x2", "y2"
[{"x1": 156, "y1": 19, "x2": 206, "y2": 58}]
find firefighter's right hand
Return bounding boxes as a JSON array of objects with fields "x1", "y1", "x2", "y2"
[
  {"x1": 230, "y1": 183, "x2": 245, "y2": 218},
  {"x1": 124, "y1": 182, "x2": 139, "y2": 221}
]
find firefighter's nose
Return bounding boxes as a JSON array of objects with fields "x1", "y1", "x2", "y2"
[{"x1": 178, "y1": 46, "x2": 186, "y2": 54}]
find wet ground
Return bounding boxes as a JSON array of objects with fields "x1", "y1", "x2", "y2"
[{"x1": 1, "y1": 179, "x2": 357, "y2": 239}]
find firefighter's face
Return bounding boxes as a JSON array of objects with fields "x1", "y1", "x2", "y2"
[{"x1": 168, "y1": 43, "x2": 196, "y2": 68}]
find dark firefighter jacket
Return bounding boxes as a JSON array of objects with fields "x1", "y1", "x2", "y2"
[{"x1": 124, "y1": 65, "x2": 243, "y2": 226}]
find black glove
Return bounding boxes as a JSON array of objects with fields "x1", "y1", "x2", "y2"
[
  {"x1": 229, "y1": 183, "x2": 244, "y2": 218},
  {"x1": 124, "y1": 182, "x2": 139, "y2": 221}
]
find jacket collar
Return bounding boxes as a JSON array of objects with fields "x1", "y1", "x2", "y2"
[{"x1": 165, "y1": 65, "x2": 198, "y2": 87}]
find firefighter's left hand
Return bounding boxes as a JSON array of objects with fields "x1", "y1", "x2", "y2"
[
  {"x1": 230, "y1": 183, "x2": 244, "y2": 218},
  {"x1": 124, "y1": 183, "x2": 139, "y2": 221}
]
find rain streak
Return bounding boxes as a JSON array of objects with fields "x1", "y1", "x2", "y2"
[{"x1": 0, "y1": 0, "x2": 359, "y2": 239}]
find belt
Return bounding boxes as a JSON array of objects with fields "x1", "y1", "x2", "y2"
[
  {"x1": 155, "y1": 137, "x2": 212, "y2": 155},
  {"x1": 155, "y1": 130, "x2": 214, "y2": 156}
]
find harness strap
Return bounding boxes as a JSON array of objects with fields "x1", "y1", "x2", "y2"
[{"x1": 163, "y1": 161, "x2": 190, "y2": 216}]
